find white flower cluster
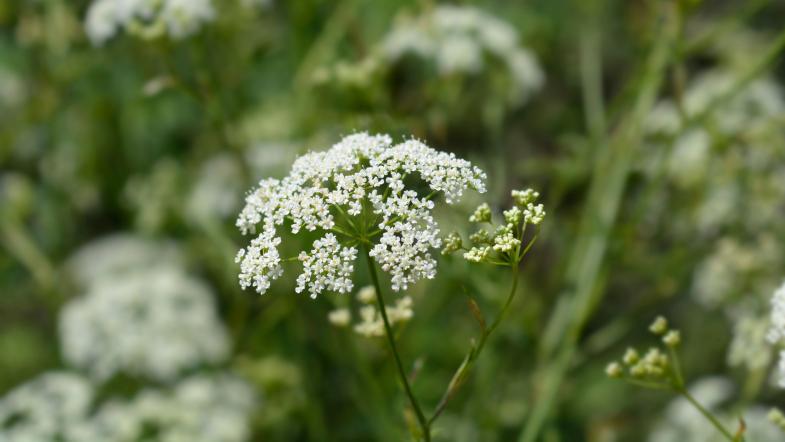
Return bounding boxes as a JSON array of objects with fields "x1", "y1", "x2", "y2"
[
  {"x1": 382, "y1": 5, "x2": 544, "y2": 105},
  {"x1": 85, "y1": 0, "x2": 215, "y2": 46},
  {"x1": 691, "y1": 236, "x2": 781, "y2": 310},
  {"x1": 727, "y1": 315, "x2": 772, "y2": 371},
  {"x1": 236, "y1": 132, "x2": 486, "y2": 296},
  {"x1": 296, "y1": 233, "x2": 357, "y2": 298},
  {"x1": 65, "y1": 233, "x2": 184, "y2": 287},
  {"x1": 768, "y1": 281, "x2": 785, "y2": 387},
  {"x1": 0, "y1": 372, "x2": 95, "y2": 441},
  {"x1": 89, "y1": 373, "x2": 255, "y2": 442},
  {"x1": 60, "y1": 265, "x2": 230, "y2": 381},
  {"x1": 2, "y1": 235, "x2": 257, "y2": 441},
  {"x1": 0, "y1": 372, "x2": 255, "y2": 442},
  {"x1": 186, "y1": 154, "x2": 244, "y2": 223},
  {"x1": 643, "y1": 70, "x2": 785, "y2": 234}
]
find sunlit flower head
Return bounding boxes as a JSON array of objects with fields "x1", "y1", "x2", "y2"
[{"x1": 235, "y1": 132, "x2": 486, "y2": 297}]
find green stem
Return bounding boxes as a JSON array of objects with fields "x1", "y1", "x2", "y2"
[
  {"x1": 579, "y1": 7, "x2": 606, "y2": 145},
  {"x1": 680, "y1": 389, "x2": 738, "y2": 442},
  {"x1": 429, "y1": 261, "x2": 521, "y2": 426},
  {"x1": 362, "y1": 247, "x2": 430, "y2": 442},
  {"x1": 0, "y1": 220, "x2": 58, "y2": 300}
]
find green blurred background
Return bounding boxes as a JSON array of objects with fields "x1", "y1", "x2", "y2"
[{"x1": 1, "y1": 0, "x2": 785, "y2": 441}]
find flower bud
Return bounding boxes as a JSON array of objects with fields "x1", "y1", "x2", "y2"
[
  {"x1": 649, "y1": 316, "x2": 668, "y2": 335},
  {"x1": 663, "y1": 330, "x2": 681, "y2": 347},
  {"x1": 605, "y1": 362, "x2": 623, "y2": 378}
]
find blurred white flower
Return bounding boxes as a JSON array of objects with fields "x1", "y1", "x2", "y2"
[
  {"x1": 691, "y1": 236, "x2": 782, "y2": 311},
  {"x1": 236, "y1": 132, "x2": 486, "y2": 296},
  {"x1": 354, "y1": 305, "x2": 384, "y2": 337},
  {"x1": 768, "y1": 281, "x2": 785, "y2": 387},
  {"x1": 327, "y1": 308, "x2": 351, "y2": 327},
  {"x1": 90, "y1": 373, "x2": 255, "y2": 442},
  {"x1": 356, "y1": 285, "x2": 376, "y2": 304},
  {"x1": 186, "y1": 154, "x2": 244, "y2": 223},
  {"x1": 66, "y1": 233, "x2": 184, "y2": 288},
  {"x1": 381, "y1": 5, "x2": 544, "y2": 106},
  {"x1": 0, "y1": 372, "x2": 96, "y2": 442},
  {"x1": 85, "y1": 0, "x2": 215, "y2": 45},
  {"x1": 0, "y1": 371, "x2": 255, "y2": 442},
  {"x1": 436, "y1": 36, "x2": 483, "y2": 75},
  {"x1": 59, "y1": 266, "x2": 230, "y2": 381},
  {"x1": 643, "y1": 70, "x2": 785, "y2": 235},
  {"x1": 727, "y1": 313, "x2": 772, "y2": 371},
  {"x1": 353, "y1": 296, "x2": 413, "y2": 338},
  {"x1": 245, "y1": 140, "x2": 299, "y2": 179},
  {"x1": 161, "y1": 0, "x2": 214, "y2": 39}
]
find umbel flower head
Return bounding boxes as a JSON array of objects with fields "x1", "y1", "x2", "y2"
[{"x1": 235, "y1": 132, "x2": 486, "y2": 297}]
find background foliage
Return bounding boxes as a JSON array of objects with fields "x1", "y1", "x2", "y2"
[{"x1": 1, "y1": 0, "x2": 785, "y2": 441}]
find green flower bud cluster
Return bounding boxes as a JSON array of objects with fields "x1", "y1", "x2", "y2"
[
  {"x1": 606, "y1": 316, "x2": 683, "y2": 386},
  {"x1": 441, "y1": 189, "x2": 545, "y2": 266}
]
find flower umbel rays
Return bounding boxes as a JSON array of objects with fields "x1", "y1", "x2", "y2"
[{"x1": 235, "y1": 132, "x2": 487, "y2": 298}]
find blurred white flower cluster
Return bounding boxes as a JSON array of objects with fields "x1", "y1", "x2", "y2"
[
  {"x1": 644, "y1": 69, "x2": 785, "y2": 373},
  {"x1": 186, "y1": 154, "x2": 244, "y2": 223},
  {"x1": 327, "y1": 285, "x2": 414, "y2": 337},
  {"x1": 382, "y1": 5, "x2": 544, "y2": 106},
  {"x1": 1, "y1": 234, "x2": 256, "y2": 441},
  {"x1": 768, "y1": 281, "x2": 785, "y2": 387},
  {"x1": 644, "y1": 70, "x2": 785, "y2": 235},
  {"x1": 236, "y1": 132, "x2": 486, "y2": 296},
  {"x1": 87, "y1": 373, "x2": 255, "y2": 441},
  {"x1": 60, "y1": 265, "x2": 230, "y2": 381},
  {"x1": 648, "y1": 377, "x2": 781, "y2": 442},
  {"x1": 0, "y1": 371, "x2": 255, "y2": 442},
  {"x1": 85, "y1": 0, "x2": 215, "y2": 46},
  {"x1": 0, "y1": 372, "x2": 95, "y2": 441}
]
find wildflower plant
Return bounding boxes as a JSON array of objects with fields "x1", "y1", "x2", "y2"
[{"x1": 235, "y1": 132, "x2": 543, "y2": 440}]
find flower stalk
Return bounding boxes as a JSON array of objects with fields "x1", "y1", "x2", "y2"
[
  {"x1": 363, "y1": 246, "x2": 431, "y2": 442},
  {"x1": 429, "y1": 260, "x2": 520, "y2": 426}
]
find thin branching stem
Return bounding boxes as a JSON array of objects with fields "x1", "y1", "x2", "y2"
[
  {"x1": 362, "y1": 246, "x2": 431, "y2": 442},
  {"x1": 429, "y1": 256, "x2": 521, "y2": 426}
]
